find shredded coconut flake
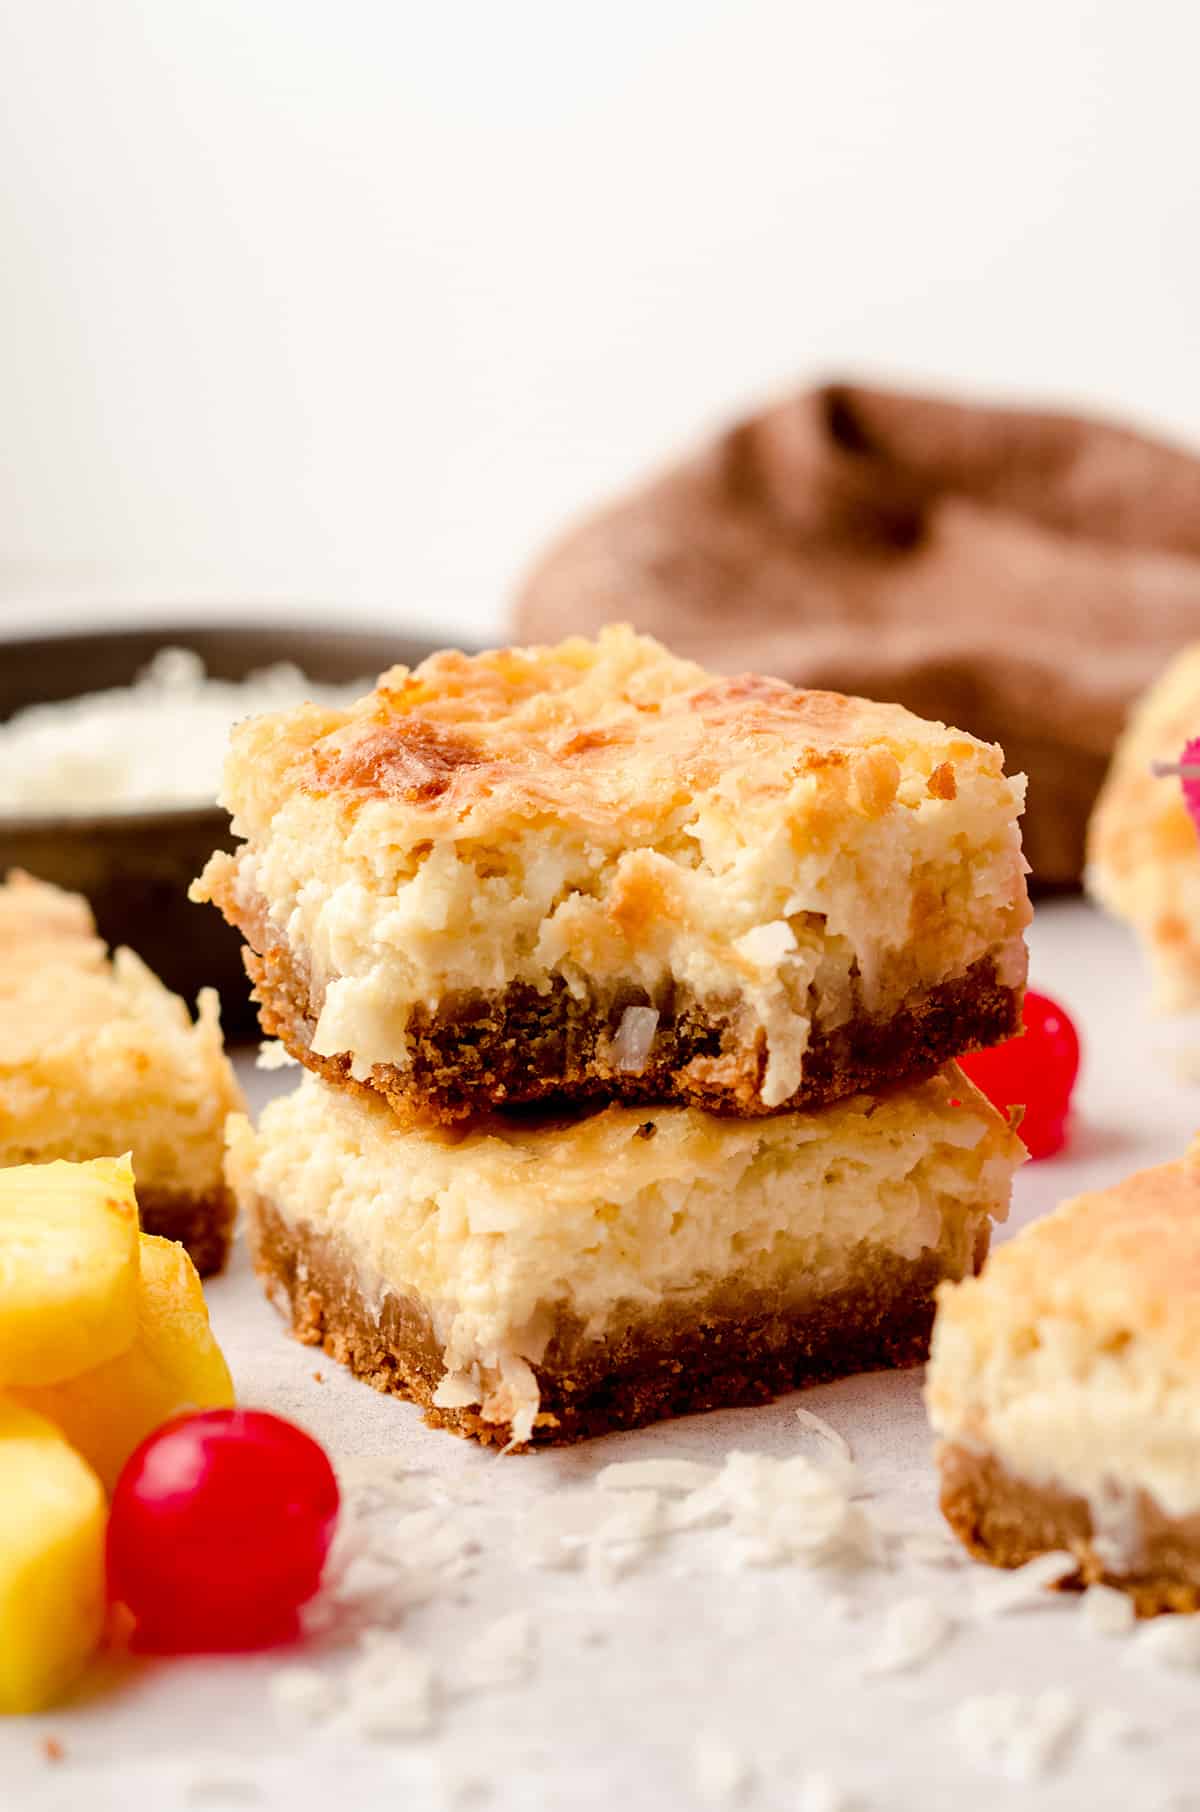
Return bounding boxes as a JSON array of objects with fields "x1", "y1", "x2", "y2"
[
  {"x1": 184, "y1": 1779, "x2": 264, "y2": 1806},
  {"x1": 363, "y1": 1507, "x2": 478, "y2": 1589},
  {"x1": 691, "y1": 1735, "x2": 751, "y2": 1808},
  {"x1": 733, "y1": 921, "x2": 797, "y2": 967},
  {"x1": 955, "y1": 1688, "x2": 1083, "y2": 1781},
  {"x1": 1086, "y1": 1706, "x2": 1150, "y2": 1752},
  {"x1": 793, "y1": 1407, "x2": 853, "y2": 1462},
  {"x1": 432, "y1": 1370, "x2": 482, "y2": 1410},
  {"x1": 439, "y1": 1766, "x2": 493, "y2": 1808},
  {"x1": 860, "y1": 1596, "x2": 954, "y2": 1676},
  {"x1": 612, "y1": 1005, "x2": 660, "y2": 1072},
  {"x1": 454, "y1": 1612, "x2": 537, "y2": 1694},
  {"x1": 596, "y1": 1458, "x2": 718, "y2": 1494},
  {"x1": 797, "y1": 1772, "x2": 864, "y2": 1812},
  {"x1": 344, "y1": 1635, "x2": 437, "y2": 1740},
  {"x1": 894, "y1": 1527, "x2": 966, "y2": 1569},
  {"x1": 971, "y1": 1550, "x2": 1077, "y2": 1617},
  {"x1": 307, "y1": 1485, "x2": 478, "y2": 1633},
  {"x1": 524, "y1": 1486, "x2": 660, "y2": 1574},
  {"x1": 1082, "y1": 1582, "x2": 1136, "y2": 1637},
  {"x1": 255, "y1": 1039, "x2": 299, "y2": 1070},
  {"x1": 658, "y1": 1449, "x2": 878, "y2": 1570},
  {"x1": 268, "y1": 1665, "x2": 341, "y2": 1723},
  {"x1": 1126, "y1": 1616, "x2": 1200, "y2": 1672},
  {"x1": 584, "y1": 1490, "x2": 662, "y2": 1582}
]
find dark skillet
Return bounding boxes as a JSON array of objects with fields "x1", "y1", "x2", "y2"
[{"x1": 0, "y1": 623, "x2": 447, "y2": 1041}]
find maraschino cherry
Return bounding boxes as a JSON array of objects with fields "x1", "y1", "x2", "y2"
[
  {"x1": 107, "y1": 1408, "x2": 339, "y2": 1653},
  {"x1": 957, "y1": 989, "x2": 1081, "y2": 1160},
  {"x1": 1172, "y1": 737, "x2": 1200, "y2": 835}
]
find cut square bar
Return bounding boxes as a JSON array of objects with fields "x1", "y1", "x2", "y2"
[
  {"x1": 227, "y1": 1065, "x2": 1022, "y2": 1448},
  {"x1": 0, "y1": 872, "x2": 243, "y2": 1276},
  {"x1": 928, "y1": 1149, "x2": 1200, "y2": 1614},
  {"x1": 195, "y1": 626, "x2": 1029, "y2": 1124}
]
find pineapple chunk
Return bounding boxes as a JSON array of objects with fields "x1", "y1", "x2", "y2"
[
  {"x1": 0, "y1": 1156, "x2": 141, "y2": 1387},
  {"x1": 14, "y1": 1234, "x2": 234, "y2": 1492},
  {"x1": 0, "y1": 1399, "x2": 106, "y2": 1713}
]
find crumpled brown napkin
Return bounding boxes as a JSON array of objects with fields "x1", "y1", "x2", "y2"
[{"x1": 514, "y1": 381, "x2": 1200, "y2": 887}]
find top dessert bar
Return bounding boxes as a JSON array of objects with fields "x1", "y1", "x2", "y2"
[
  {"x1": 194, "y1": 626, "x2": 1030, "y2": 1122},
  {"x1": 0, "y1": 872, "x2": 243, "y2": 1275}
]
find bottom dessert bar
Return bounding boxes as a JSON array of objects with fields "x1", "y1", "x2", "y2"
[
  {"x1": 227, "y1": 1065, "x2": 1021, "y2": 1449},
  {"x1": 927, "y1": 1149, "x2": 1200, "y2": 1614}
]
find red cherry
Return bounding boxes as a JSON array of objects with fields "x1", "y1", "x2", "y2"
[
  {"x1": 956, "y1": 990, "x2": 1081, "y2": 1160},
  {"x1": 1180, "y1": 738, "x2": 1200, "y2": 837},
  {"x1": 107, "y1": 1409, "x2": 339, "y2": 1654}
]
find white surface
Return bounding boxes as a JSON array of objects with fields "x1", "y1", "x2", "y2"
[
  {"x1": 6, "y1": 897, "x2": 1200, "y2": 1812},
  {"x1": 1, "y1": 2, "x2": 1199, "y2": 645}
]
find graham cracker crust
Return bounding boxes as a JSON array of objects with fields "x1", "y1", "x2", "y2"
[
  {"x1": 136, "y1": 1184, "x2": 236, "y2": 1278},
  {"x1": 248, "y1": 1195, "x2": 990, "y2": 1448},
  {"x1": 223, "y1": 883, "x2": 1019, "y2": 1122},
  {"x1": 938, "y1": 1441, "x2": 1200, "y2": 1616}
]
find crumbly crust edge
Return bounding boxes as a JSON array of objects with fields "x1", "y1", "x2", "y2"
[
  {"x1": 136, "y1": 1184, "x2": 236, "y2": 1279},
  {"x1": 938, "y1": 1440, "x2": 1200, "y2": 1616}
]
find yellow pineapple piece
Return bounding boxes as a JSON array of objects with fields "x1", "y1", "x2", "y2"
[
  {"x1": 0, "y1": 1398, "x2": 106, "y2": 1713},
  {"x1": 0, "y1": 1156, "x2": 140, "y2": 1387},
  {"x1": 14, "y1": 1234, "x2": 234, "y2": 1492}
]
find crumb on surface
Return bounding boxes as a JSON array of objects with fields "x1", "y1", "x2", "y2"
[{"x1": 42, "y1": 1737, "x2": 65, "y2": 1764}]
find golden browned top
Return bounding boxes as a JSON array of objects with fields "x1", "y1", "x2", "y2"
[
  {"x1": 218, "y1": 625, "x2": 1007, "y2": 846},
  {"x1": 938, "y1": 1148, "x2": 1200, "y2": 1363}
]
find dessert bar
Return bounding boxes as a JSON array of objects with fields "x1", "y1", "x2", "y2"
[
  {"x1": 196, "y1": 627, "x2": 1029, "y2": 1123},
  {"x1": 0, "y1": 872, "x2": 243, "y2": 1275},
  {"x1": 928, "y1": 1149, "x2": 1200, "y2": 1613},
  {"x1": 227, "y1": 1064, "x2": 1021, "y2": 1448}
]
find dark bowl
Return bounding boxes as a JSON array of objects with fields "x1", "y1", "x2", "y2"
[{"x1": 0, "y1": 622, "x2": 448, "y2": 1042}]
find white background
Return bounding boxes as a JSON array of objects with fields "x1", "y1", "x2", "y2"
[{"x1": 2, "y1": 0, "x2": 1199, "y2": 645}]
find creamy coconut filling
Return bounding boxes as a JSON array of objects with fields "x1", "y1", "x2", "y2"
[
  {"x1": 228, "y1": 769, "x2": 1028, "y2": 1107},
  {"x1": 929, "y1": 1319, "x2": 1200, "y2": 1527},
  {"x1": 227, "y1": 1067, "x2": 1019, "y2": 1439}
]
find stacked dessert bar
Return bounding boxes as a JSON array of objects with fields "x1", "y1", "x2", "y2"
[{"x1": 204, "y1": 626, "x2": 1030, "y2": 1446}]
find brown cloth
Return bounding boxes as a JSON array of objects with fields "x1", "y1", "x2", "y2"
[{"x1": 514, "y1": 381, "x2": 1200, "y2": 887}]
